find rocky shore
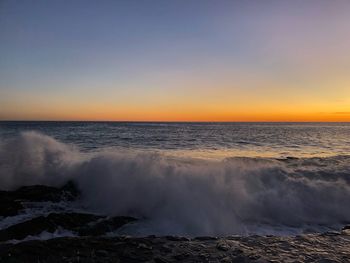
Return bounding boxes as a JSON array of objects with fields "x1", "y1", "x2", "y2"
[
  {"x1": 0, "y1": 183, "x2": 349, "y2": 262},
  {"x1": 1, "y1": 231, "x2": 350, "y2": 262}
]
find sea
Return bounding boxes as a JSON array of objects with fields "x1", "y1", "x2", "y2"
[
  {"x1": 1, "y1": 121, "x2": 350, "y2": 237},
  {"x1": 1, "y1": 121, "x2": 350, "y2": 158}
]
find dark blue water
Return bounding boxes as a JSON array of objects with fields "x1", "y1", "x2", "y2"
[{"x1": 1, "y1": 121, "x2": 350, "y2": 159}]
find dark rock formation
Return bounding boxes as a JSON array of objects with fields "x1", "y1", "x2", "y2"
[
  {"x1": 0, "y1": 213, "x2": 136, "y2": 242},
  {"x1": 78, "y1": 216, "x2": 137, "y2": 236},
  {"x1": 0, "y1": 181, "x2": 80, "y2": 217},
  {"x1": 1, "y1": 183, "x2": 349, "y2": 262},
  {"x1": 342, "y1": 225, "x2": 350, "y2": 230},
  {"x1": 9, "y1": 180, "x2": 80, "y2": 202},
  {"x1": 0, "y1": 232, "x2": 350, "y2": 262},
  {"x1": 0, "y1": 196, "x2": 23, "y2": 217}
]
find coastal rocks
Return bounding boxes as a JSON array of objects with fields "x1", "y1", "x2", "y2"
[
  {"x1": 77, "y1": 216, "x2": 137, "y2": 236},
  {"x1": 0, "y1": 198, "x2": 23, "y2": 217},
  {"x1": 0, "y1": 182, "x2": 136, "y2": 243},
  {"x1": 341, "y1": 225, "x2": 350, "y2": 235},
  {"x1": 7, "y1": 181, "x2": 79, "y2": 202},
  {"x1": 1, "y1": 182, "x2": 350, "y2": 262},
  {"x1": 0, "y1": 213, "x2": 136, "y2": 242},
  {"x1": 0, "y1": 181, "x2": 80, "y2": 217},
  {"x1": 1, "y1": 233, "x2": 350, "y2": 262},
  {"x1": 0, "y1": 213, "x2": 98, "y2": 242},
  {"x1": 216, "y1": 240, "x2": 230, "y2": 251},
  {"x1": 342, "y1": 225, "x2": 350, "y2": 230}
]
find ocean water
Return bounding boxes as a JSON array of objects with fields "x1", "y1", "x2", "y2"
[
  {"x1": 1, "y1": 121, "x2": 350, "y2": 158},
  {"x1": 1, "y1": 121, "x2": 350, "y2": 236}
]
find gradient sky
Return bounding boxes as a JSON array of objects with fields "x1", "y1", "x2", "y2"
[{"x1": 1, "y1": 0, "x2": 350, "y2": 121}]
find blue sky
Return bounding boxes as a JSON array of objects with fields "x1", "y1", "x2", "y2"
[{"x1": 1, "y1": 0, "x2": 350, "y2": 121}]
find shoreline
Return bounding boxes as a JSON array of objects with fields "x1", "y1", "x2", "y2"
[
  {"x1": 1, "y1": 231, "x2": 350, "y2": 262},
  {"x1": 1, "y1": 182, "x2": 350, "y2": 262}
]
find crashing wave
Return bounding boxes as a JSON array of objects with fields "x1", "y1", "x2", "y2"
[{"x1": 1, "y1": 131, "x2": 350, "y2": 236}]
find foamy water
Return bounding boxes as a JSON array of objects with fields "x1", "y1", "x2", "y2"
[{"x1": 0, "y1": 122, "x2": 350, "y2": 236}]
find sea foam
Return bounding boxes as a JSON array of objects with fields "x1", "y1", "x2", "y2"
[{"x1": 1, "y1": 131, "x2": 350, "y2": 236}]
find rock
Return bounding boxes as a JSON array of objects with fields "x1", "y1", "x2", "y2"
[
  {"x1": 78, "y1": 216, "x2": 136, "y2": 236},
  {"x1": 137, "y1": 243, "x2": 152, "y2": 250},
  {"x1": 160, "y1": 244, "x2": 173, "y2": 253},
  {"x1": 341, "y1": 229, "x2": 350, "y2": 236},
  {"x1": 0, "y1": 181, "x2": 80, "y2": 218},
  {"x1": 154, "y1": 256, "x2": 170, "y2": 263},
  {"x1": 0, "y1": 213, "x2": 100, "y2": 241},
  {"x1": 165, "y1": 236, "x2": 190, "y2": 241},
  {"x1": 321, "y1": 231, "x2": 341, "y2": 236},
  {"x1": 0, "y1": 196, "x2": 23, "y2": 217},
  {"x1": 95, "y1": 250, "x2": 109, "y2": 257},
  {"x1": 59, "y1": 181, "x2": 80, "y2": 200},
  {"x1": 342, "y1": 225, "x2": 350, "y2": 230},
  {"x1": 12, "y1": 181, "x2": 80, "y2": 202},
  {"x1": 173, "y1": 253, "x2": 190, "y2": 260},
  {"x1": 1, "y1": 184, "x2": 350, "y2": 262},
  {"x1": 194, "y1": 236, "x2": 218, "y2": 241},
  {"x1": 12, "y1": 185, "x2": 66, "y2": 202},
  {"x1": 221, "y1": 256, "x2": 232, "y2": 262},
  {"x1": 0, "y1": 213, "x2": 136, "y2": 242},
  {"x1": 0, "y1": 233, "x2": 349, "y2": 263},
  {"x1": 216, "y1": 241, "x2": 230, "y2": 251}
]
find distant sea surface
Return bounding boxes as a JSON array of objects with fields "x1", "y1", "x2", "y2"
[{"x1": 1, "y1": 121, "x2": 350, "y2": 159}]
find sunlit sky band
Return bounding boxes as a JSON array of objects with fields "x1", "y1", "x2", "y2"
[{"x1": 1, "y1": 0, "x2": 349, "y2": 121}]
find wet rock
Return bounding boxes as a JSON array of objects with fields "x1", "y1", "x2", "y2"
[
  {"x1": 13, "y1": 185, "x2": 67, "y2": 202},
  {"x1": 341, "y1": 229, "x2": 350, "y2": 236},
  {"x1": 0, "y1": 197, "x2": 23, "y2": 217},
  {"x1": 216, "y1": 240, "x2": 230, "y2": 251},
  {"x1": 154, "y1": 256, "x2": 170, "y2": 263},
  {"x1": 59, "y1": 181, "x2": 80, "y2": 200},
  {"x1": 160, "y1": 244, "x2": 173, "y2": 253},
  {"x1": 0, "y1": 213, "x2": 136, "y2": 242},
  {"x1": 0, "y1": 181, "x2": 80, "y2": 218},
  {"x1": 95, "y1": 250, "x2": 109, "y2": 257},
  {"x1": 342, "y1": 225, "x2": 350, "y2": 230},
  {"x1": 221, "y1": 256, "x2": 232, "y2": 262},
  {"x1": 78, "y1": 216, "x2": 136, "y2": 236},
  {"x1": 173, "y1": 252, "x2": 190, "y2": 260},
  {"x1": 12, "y1": 181, "x2": 80, "y2": 202},
  {"x1": 194, "y1": 236, "x2": 218, "y2": 241},
  {"x1": 165, "y1": 236, "x2": 190, "y2": 241},
  {"x1": 137, "y1": 243, "x2": 152, "y2": 250},
  {"x1": 0, "y1": 233, "x2": 349, "y2": 263},
  {"x1": 321, "y1": 231, "x2": 341, "y2": 237},
  {"x1": 0, "y1": 213, "x2": 99, "y2": 241}
]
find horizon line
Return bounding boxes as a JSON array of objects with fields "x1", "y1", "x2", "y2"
[{"x1": 1, "y1": 120, "x2": 350, "y2": 123}]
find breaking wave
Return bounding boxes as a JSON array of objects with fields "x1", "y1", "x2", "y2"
[{"x1": 1, "y1": 131, "x2": 350, "y2": 236}]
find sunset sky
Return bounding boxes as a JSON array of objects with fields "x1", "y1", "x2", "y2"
[{"x1": 1, "y1": 0, "x2": 350, "y2": 121}]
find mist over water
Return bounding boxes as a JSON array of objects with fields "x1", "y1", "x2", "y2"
[{"x1": 1, "y1": 123, "x2": 350, "y2": 236}]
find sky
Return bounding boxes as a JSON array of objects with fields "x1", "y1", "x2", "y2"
[{"x1": 0, "y1": 0, "x2": 350, "y2": 121}]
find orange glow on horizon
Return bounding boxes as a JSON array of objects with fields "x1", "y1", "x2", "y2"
[
  {"x1": 2, "y1": 1, "x2": 350, "y2": 123},
  {"x1": 2, "y1": 108, "x2": 350, "y2": 122},
  {"x1": 1, "y1": 81, "x2": 349, "y2": 122}
]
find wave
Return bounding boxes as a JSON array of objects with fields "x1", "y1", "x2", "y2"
[{"x1": 1, "y1": 131, "x2": 350, "y2": 236}]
